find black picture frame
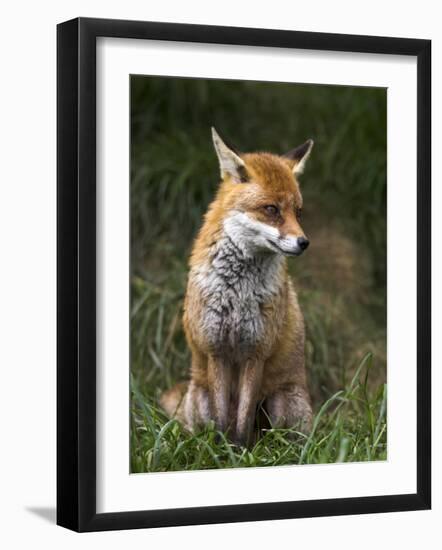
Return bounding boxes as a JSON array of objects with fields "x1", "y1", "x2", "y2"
[{"x1": 57, "y1": 17, "x2": 431, "y2": 532}]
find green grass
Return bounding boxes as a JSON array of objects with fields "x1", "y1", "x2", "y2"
[
  {"x1": 130, "y1": 264, "x2": 387, "y2": 471},
  {"x1": 131, "y1": 353, "x2": 386, "y2": 472},
  {"x1": 129, "y1": 76, "x2": 387, "y2": 472}
]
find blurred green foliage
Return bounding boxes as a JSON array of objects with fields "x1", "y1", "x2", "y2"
[
  {"x1": 130, "y1": 76, "x2": 387, "y2": 471},
  {"x1": 131, "y1": 77, "x2": 386, "y2": 281}
]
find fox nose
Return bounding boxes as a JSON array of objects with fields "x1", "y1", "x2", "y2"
[{"x1": 297, "y1": 236, "x2": 310, "y2": 251}]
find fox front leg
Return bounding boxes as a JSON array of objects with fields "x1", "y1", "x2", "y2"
[
  {"x1": 207, "y1": 355, "x2": 232, "y2": 434},
  {"x1": 235, "y1": 360, "x2": 264, "y2": 448}
]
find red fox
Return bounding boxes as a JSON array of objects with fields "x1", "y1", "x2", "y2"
[{"x1": 161, "y1": 128, "x2": 314, "y2": 447}]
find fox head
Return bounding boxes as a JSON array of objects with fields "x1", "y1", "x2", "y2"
[{"x1": 211, "y1": 127, "x2": 313, "y2": 257}]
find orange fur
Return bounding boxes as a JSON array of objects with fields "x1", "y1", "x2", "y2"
[{"x1": 160, "y1": 135, "x2": 313, "y2": 447}]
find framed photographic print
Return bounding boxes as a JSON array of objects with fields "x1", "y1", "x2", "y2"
[{"x1": 57, "y1": 17, "x2": 431, "y2": 532}]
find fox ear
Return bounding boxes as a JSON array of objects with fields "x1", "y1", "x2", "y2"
[
  {"x1": 283, "y1": 139, "x2": 314, "y2": 175},
  {"x1": 211, "y1": 127, "x2": 248, "y2": 183}
]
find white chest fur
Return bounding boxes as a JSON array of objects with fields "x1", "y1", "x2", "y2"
[{"x1": 192, "y1": 233, "x2": 284, "y2": 359}]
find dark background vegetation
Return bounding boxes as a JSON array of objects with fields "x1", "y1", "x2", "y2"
[{"x1": 130, "y1": 76, "x2": 387, "y2": 472}]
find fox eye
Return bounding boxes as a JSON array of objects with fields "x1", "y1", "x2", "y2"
[
  {"x1": 296, "y1": 207, "x2": 302, "y2": 219},
  {"x1": 264, "y1": 205, "x2": 279, "y2": 216}
]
